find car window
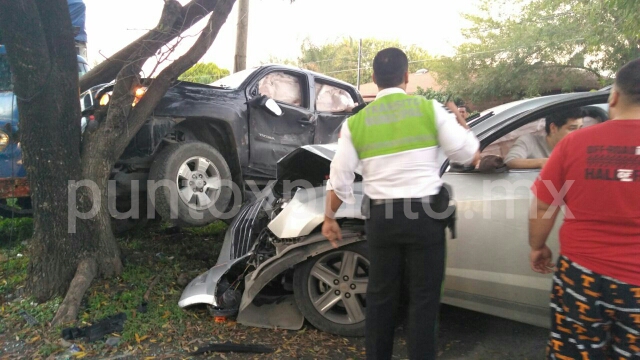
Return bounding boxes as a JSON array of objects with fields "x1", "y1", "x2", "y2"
[
  {"x1": 258, "y1": 71, "x2": 305, "y2": 108},
  {"x1": 314, "y1": 81, "x2": 357, "y2": 113},
  {"x1": 210, "y1": 67, "x2": 257, "y2": 88},
  {"x1": 446, "y1": 100, "x2": 611, "y2": 174},
  {"x1": 481, "y1": 118, "x2": 546, "y2": 159},
  {"x1": 581, "y1": 104, "x2": 609, "y2": 127}
]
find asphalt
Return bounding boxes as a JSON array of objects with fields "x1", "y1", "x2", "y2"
[{"x1": 353, "y1": 304, "x2": 549, "y2": 360}]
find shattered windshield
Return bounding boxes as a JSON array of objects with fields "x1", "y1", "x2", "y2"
[{"x1": 209, "y1": 67, "x2": 257, "y2": 89}]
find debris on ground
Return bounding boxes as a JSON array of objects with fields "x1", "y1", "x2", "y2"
[
  {"x1": 62, "y1": 312, "x2": 127, "y2": 342},
  {"x1": 105, "y1": 337, "x2": 121, "y2": 347},
  {"x1": 190, "y1": 342, "x2": 274, "y2": 355},
  {"x1": 177, "y1": 272, "x2": 190, "y2": 287},
  {"x1": 54, "y1": 344, "x2": 81, "y2": 360},
  {"x1": 18, "y1": 309, "x2": 39, "y2": 326}
]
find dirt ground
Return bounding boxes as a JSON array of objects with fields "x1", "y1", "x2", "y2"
[{"x1": 0, "y1": 219, "x2": 547, "y2": 359}]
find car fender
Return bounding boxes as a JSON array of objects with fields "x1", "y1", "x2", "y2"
[
  {"x1": 267, "y1": 185, "x2": 365, "y2": 239},
  {"x1": 239, "y1": 230, "x2": 365, "y2": 313}
]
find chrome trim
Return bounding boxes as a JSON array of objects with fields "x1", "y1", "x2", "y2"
[
  {"x1": 178, "y1": 256, "x2": 248, "y2": 308},
  {"x1": 244, "y1": 198, "x2": 266, "y2": 255}
]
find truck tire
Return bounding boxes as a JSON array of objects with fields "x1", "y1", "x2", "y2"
[{"x1": 148, "y1": 141, "x2": 233, "y2": 227}]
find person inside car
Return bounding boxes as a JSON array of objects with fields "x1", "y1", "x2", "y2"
[
  {"x1": 504, "y1": 108, "x2": 584, "y2": 169},
  {"x1": 458, "y1": 105, "x2": 470, "y2": 120}
]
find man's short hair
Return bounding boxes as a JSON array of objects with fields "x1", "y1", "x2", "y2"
[
  {"x1": 545, "y1": 108, "x2": 585, "y2": 134},
  {"x1": 372, "y1": 48, "x2": 408, "y2": 89},
  {"x1": 614, "y1": 58, "x2": 640, "y2": 105}
]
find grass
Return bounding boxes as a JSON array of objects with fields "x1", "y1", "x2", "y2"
[{"x1": 0, "y1": 219, "x2": 230, "y2": 358}]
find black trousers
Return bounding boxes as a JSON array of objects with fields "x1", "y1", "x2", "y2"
[{"x1": 365, "y1": 201, "x2": 447, "y2": 360}]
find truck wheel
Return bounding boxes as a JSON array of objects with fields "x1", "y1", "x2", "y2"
[
  {"x1": 148, "y1": 141, "x2": 232, "y2": 227},
  {"x1": 293, "y1": 241, "x2": 369, "y2": 337}
]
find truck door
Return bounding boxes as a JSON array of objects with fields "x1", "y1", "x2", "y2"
[
  {"x1": 247, "y1": 70, "x2": 315, "y2": 178},
  {"x1": 312, "y1": 79, "x2": 360, "y2": 144}
]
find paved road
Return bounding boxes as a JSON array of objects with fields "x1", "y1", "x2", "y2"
[{"x1": 353, "y1": 304, "x2": 549, "y2": 360}]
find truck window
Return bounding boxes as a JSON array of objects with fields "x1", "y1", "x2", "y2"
[
  {"x1": 258, "y1": 71, "x2": 304, "y2": 108},
  {"x1": 314, "y1": 81, "x2": 357, "y2": 113}
]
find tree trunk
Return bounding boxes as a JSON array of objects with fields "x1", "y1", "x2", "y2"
[
  {"x1": 0, "y1": 0, "x2": 85, "y2": 300},
  {"x1": 0, "y1": 0, "x2": 236, "y2": 325}
]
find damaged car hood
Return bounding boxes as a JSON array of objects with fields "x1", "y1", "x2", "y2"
[{"x1": 276, "y1": 143, "x2": 363, "y2": 186}]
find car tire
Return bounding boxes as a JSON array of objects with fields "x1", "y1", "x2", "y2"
[
  {"x1": 293, "y1": 241, "x2": 369, "y2": 337},
  {"x1": 148, "y1": 141, "x2": 232, "y2": 227}
]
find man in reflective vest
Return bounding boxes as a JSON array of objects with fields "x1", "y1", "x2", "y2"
[{"x1": 323, "y1": 47, "x2": 480, "y2": 360}]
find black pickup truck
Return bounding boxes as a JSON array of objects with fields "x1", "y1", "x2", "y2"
[{"x1": 82, "y1": 64, "x2": 364, "y2": 226}]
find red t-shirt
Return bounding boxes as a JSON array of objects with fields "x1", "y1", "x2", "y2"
[{"x1": 532, "y1": 120, "x2": 640, "y2": 286}]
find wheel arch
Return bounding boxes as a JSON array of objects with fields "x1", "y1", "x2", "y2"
[
  {"x1": 238, "y1": 229, "x2": 366, "y2": 313},
  {"x1": 172, "y1": 118, "x2": 244, "y2": 202}
]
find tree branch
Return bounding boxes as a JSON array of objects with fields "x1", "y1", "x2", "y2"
[
  {"x1": 79, "y1": 0, "x2": 220, "y2": 92},
  {"x1": 111, "y1": 0, "x2": 236, "y2": 156},
  {"x1": 533, "y1": 63, "x2": 603, "y2": 80}
]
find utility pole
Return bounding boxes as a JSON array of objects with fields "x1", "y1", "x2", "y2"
[
  {"x1": 356, "y1": 38, "x2": 362, "y2": 89},
  {"x1": 234, "y1": 0, "x2": 249, "y2": 73}
]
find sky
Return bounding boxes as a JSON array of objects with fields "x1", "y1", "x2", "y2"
[{"x1": 84, "y1": 0, "x2": 481, "y2": 74}]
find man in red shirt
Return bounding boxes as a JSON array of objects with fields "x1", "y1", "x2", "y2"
[{"x1": 529, "y1": 57, "x2": 640, "y2": 359}]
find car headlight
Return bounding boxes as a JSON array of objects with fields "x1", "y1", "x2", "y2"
[
  {"x1": 98, "y1": 87, "x2": 147, "y2": 108},
  {"x1": 99, "y1": 93, "x2": 111, "y2": 106},
  {"x1": 132, "y1": 86, "x2": 147, "y2": 107},
  {"x1": 0, "y1": 131, "x2": 9, "y2": 152}
]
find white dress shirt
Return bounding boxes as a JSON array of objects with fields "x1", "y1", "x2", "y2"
[{"x1": 327, "y1": 88, "x2": 479, "y2": 203}]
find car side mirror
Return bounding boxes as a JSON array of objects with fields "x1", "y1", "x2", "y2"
[
  {"x1": 247, "y1": 95, "x2": 284, "y2": 117},
  {"x1": 264, "y1": 98, "x2": 283, "y2": 117}
]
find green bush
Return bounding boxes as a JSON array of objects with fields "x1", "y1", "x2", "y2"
[{"x1": 0, "y1": 217, "x2": 33, "y2": 244}]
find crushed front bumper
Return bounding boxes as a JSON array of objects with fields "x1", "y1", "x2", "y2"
[{"x1": 178, "y1": 199, "x2": 267, "y2": 308}]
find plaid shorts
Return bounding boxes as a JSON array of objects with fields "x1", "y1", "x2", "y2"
[{"x1": 547, "y1": 255, "x2": 640, "y2": 360}]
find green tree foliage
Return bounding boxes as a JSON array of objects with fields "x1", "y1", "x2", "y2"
[
  {"x1": 287, "y1": 37, "x2": 433, "y2": 85},
  {"x1": 414, "y1": 87, "x2": 463, "y2": 106},
  {"x1": 433, "y1": 0, "x2": 639, "y2": 104},
  {"x1": 178, "y1": 62, "x2": 230, "y2": 84}
]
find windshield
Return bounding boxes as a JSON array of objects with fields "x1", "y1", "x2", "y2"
[
  {"x1": 210, "y1": 67, "x2": 257, "y2": 89},
  {"x1": 78, "y1": 60, "x2": 90, "y2": 78}
]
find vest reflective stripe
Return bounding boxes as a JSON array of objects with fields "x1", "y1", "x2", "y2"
[{"x1": 348, "y1": 94, "x2": 438, "y2": 159}]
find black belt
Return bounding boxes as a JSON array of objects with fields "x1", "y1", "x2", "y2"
[{"x1": 369, "y1": 197, "x2": 433, "y2": 206}]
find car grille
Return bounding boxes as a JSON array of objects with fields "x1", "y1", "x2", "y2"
[{"x1": 230, "y1": 198, "x2": 267, "y2": 259}]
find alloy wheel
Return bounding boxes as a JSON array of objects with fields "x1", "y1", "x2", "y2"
[
  {"x1": 307, "y1": 250, "x2": 369, "y2": 325},
  {"x1": 176, "y1": 156, "x2": 222, "y2": 211}
]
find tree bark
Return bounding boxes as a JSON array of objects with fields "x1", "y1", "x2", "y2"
[{"x1": 0, "y1": 0, "x2": 92, "y2": 301}]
